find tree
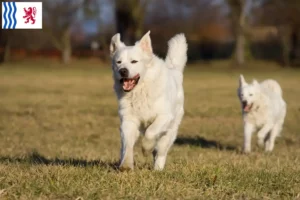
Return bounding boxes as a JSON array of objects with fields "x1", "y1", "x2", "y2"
[
  {"x1": 0, "y1": 4, "x2": 12, "y2": 63},
  {"x1": 114, "y1": 0, "x2": 148, "y2": 44},
  {"x1": 0, "y1": 31, "x2": 11, "y2": 63},
  {"x1": 227, "y1": 0, "x2": 250, "y2": 66},
  {"x1": 273, "y1": 0, "x2": 300, "y2": 66},
  {"x1": 255, "y1": 0, "x2": 300, "y2": 66},
  {"x1": 43, "y1": 0, "x2": 84, "y2": 64}
]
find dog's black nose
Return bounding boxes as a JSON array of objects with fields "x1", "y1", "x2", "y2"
[
  {"x1": 119, "y1": 68, "x2": 129, "y2": 78},
  {"x1": 242, "y1": 100, "x2": 247, "y2": 105}
]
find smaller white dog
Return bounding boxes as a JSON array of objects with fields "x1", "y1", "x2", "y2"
[{"x1": 237, "y1": 75, "x2": 286, "y2": 153}]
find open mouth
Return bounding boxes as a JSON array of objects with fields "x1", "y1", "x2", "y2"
[
  {"x1": 120, "y1": 74, "x2": 140, "y2": 92},
  {"x1": 242, "y1": 102, "x2": 253, "y2": 112}
]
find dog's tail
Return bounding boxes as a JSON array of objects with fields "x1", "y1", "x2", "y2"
[
  {"x1": 165, "y1": 34, "x2": 188, "y2": 72},
  {"x1": 261, "y1": 79, "x2": 283, "y2": 96}
]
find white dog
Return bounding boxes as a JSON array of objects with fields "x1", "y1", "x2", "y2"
[
  {"x1": 237, "y1": 75, "x2": 286, "y2": 153},
  {"x1": 109, "y1": 31, "x2": 188, "y2": 170}
]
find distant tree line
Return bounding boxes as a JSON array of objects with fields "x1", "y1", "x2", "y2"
[{"x1": 0, "y1": 0, "x2": 299, "y2": 67}]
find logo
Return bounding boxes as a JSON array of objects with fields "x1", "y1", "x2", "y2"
[
  {"x1": 2, "y1": 2, "x2": 42, "y2": 29},
  {"x1": 23, "y1": 7, "x2": 36, "y2": 24}
]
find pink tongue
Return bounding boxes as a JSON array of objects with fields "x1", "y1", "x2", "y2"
[
  {"x1": 244, "y1": 105, "x2": 251, "y2": 112},
  {"x1": 123, "y1": 80, "x2": 135, "y2": 91}
]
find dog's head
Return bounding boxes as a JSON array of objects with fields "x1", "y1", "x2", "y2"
[
  {"x1": 109, "y1": 31, "x2": 153, "y2": 92},
  {"x1": 238, "y1": 74, "x2": 261, "y2": 113}
]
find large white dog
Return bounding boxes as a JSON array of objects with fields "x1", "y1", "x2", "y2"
[
  {"x1": 237, "y1": 75, "x2": 286, "y2": 153},
  {"x1": 109, "y1": 31, "x2": 188, "y2": 170}
]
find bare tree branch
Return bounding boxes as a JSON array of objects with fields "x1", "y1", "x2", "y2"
[{"x1": 42, "y1": 0, "x2": 85, "y2": 63}]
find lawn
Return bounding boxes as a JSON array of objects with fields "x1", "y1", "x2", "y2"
[{"x1": 0, "y1": 61, "x2": 300, "y2": 199}]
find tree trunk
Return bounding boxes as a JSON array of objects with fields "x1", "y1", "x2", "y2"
[
  {"x1": 62, "y1": 47, "x2": 71, "y2": 64},
  {"x1": 61, "y1": 28, "x2": 72, "y2": 64},
  {"x1": 115, "y1": 0, "x2": 145, "y2": 44},
  {"x1": 280, "y1": 26, "x2": 291, "y2": 67},
  {"x1": 235, "y1": 31, "x2": 245, "y2": 66},
  {"x1": 290, "y1": 28, "x2": 298, "y2": 63},
  {"x1": 4, "y1": 38, "x2": 11, "y2": 63},
  {"x1": 115, "y1": 6, "x2": 131, "y2": 44},
  {"x1": 132, "y1": 0, "x2": 144, "y2": 40},
  {"x1": 0, "y1": 32, "x2": 11, "y2": 63},
  {"x1": 230, "y1": 0, "x2": 248, "y2": 66},
  {"x1": 282, "y1": 35, "x2": 290, "y2": 67},
  {"x1": 0, "y1": 30, "x2": 4, "y2": 64}
]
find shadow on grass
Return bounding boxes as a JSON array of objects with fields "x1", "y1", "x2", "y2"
[
  {"x1": 175, "y1": 136, "x2": 237, "y2": 151},
  {"x1": 0, "y1": 151, "x2": 119, "y2": 170}
]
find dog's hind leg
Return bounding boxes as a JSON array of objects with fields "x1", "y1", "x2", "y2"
[
  {"x1": 119, "y1": 120, "x2": 140, "y2": 171},
  {"x1": 152, "y1": 110, "x2": 183, "y2": 170},
  {"x1": 257, "y1": 123, "x2": 273, "y2": 148},
  {"x1": 265, "y1": 123, "x2": 282, "y2": 152},
  {"x1": 153, "y1": 128, "x2": 178, "y2": 170},
  {"x1": 142, "y1": 114, "x2": 172, "y2": 155}
]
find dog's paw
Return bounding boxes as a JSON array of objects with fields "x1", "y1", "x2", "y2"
[
  {"x1": 119, "y1": 163, "x2": 134, "y2": 172},
  {"x1": 242, "y1": 151, "x2": 251, "y2": 155},
  {"x1": 257, "y1": 138, "x2": 265, "y2": 148},
  {"x1": 264, "y1": 149, "x2": 272, "y2": 154},
  {"x1": 119, "y1": 166, "x2": 133, "y2": 172},
  {"x1": 141, "y1": 137, "x2": 156, "y2": 156},
  {"x1": 264, "y1": 147, "x2": 273, "y2": 155},
  {"x1": 119, "y1": 159, "x2": 134, "y2": 171},
  {"x1": 142, "y1": 147, "x2": 152, "y2": 157},
  {"x1": 264, "y1": 143, "x2": 274, "y2": 153},
  {"x1": 242, "y1": 148, "x2": 251, "y2": 154}
]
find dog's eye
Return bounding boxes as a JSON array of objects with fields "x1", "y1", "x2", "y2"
[
  {"x1": 249, "y1": 94, "x2": 253, "y2": 96},
  {"x1": 131, "y1": 60, "x2": 138, "y2": 64},
  {"x1": 117, "y1": 61, "x2": 122, "y2": 64}
]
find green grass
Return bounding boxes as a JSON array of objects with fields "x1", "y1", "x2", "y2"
[{"x1": 0, "y1": 61, "x2": 300, "y2": 199}]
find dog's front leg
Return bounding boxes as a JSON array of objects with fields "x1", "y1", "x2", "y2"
[
  {"x1": 142, "y1": 115, "x2": 172, "y2": 156},
  {"x1": 257, "y1": 123, "x2": 273, "y2": 148},
  {"x1": 119, "y1": 120, "x2": 140, "y2": 171},
  {"x1": 243, "y1": 122, "x2": 254, "y2": 153}
]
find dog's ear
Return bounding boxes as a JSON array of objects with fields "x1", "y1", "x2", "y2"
[
  {"x1": 110, "y1": 33, "x2": 125, "y2": 57},
  {"x1": 239, "y1": 74, "x2": 247, "y2": 87},
  {"x1": 252, "y1": 79, "x2": 259, "y2": 87},
  {"x1": 138, "y1": 31, "x2": 152, "y2": 55}
]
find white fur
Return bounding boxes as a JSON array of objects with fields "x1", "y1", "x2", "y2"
[
  {"x1": 110, "y1": 31, "x2": 188, "y2": 170},
  {"x1": 237, "y1": 75, "x2": 286, "y2": 153}
]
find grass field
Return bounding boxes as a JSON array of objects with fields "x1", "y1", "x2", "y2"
[{"x1": 0, "y1": 61, "x2": 300, "y2": 199}]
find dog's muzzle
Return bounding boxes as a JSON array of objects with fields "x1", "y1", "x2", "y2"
[
  {"x1": 119, "y1": 74, "x2": 140, "y2": 92},
  {"x1": 119, "y1": 68, "x2": 129, "y2": 78},
  {"x1": 242, "y1": 100, "x2": 253, "y2": 112}
]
